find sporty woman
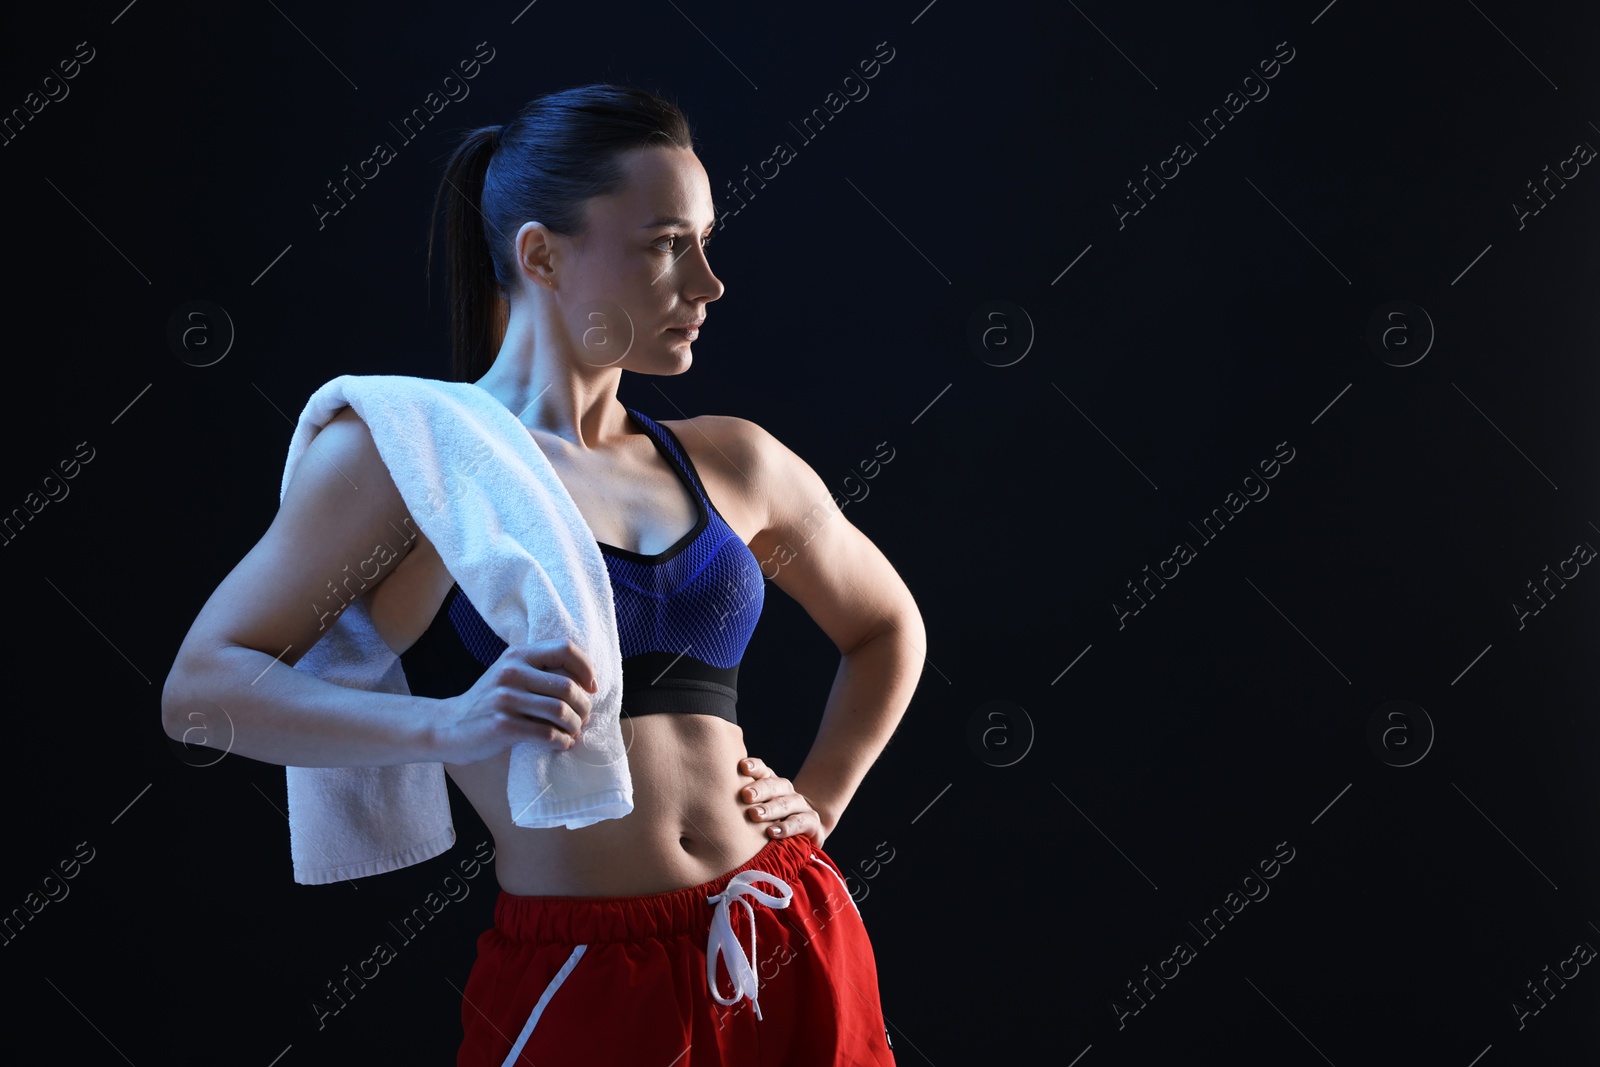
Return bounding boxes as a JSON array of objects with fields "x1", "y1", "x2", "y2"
[{"x1": 162, "y1": 83, "x2": 923, "y2": 1065}]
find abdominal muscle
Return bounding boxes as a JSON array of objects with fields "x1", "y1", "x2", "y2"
[{"x1": 443, "y1": 714, "x2": 775, "y2": 897}]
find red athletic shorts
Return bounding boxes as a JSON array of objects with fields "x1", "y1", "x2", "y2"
[{"x1": 455, "y1": 832, "x2": 897, "y2": 1066}]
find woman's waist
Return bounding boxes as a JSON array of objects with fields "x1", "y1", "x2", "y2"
[
  {"x1": 487, "y1": 830, "x2": 820, "y2": 944},
  {"x1": 446, "y1": 713, "x2": 767, "y2": 896},
  {"x1": 485, "y1": 793, "x2": 772, "y2": 895}
]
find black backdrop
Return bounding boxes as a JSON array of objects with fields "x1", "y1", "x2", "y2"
[{"x1": 4, "y1": 0, "x2": 1598, "y2": 1063}]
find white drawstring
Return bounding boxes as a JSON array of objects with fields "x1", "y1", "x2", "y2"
[{"x1": 705, "y1": 869, "x2": 794, "y2": 1021}]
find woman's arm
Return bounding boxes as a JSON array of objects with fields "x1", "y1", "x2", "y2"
[
  {"x1": 739, "y1": 420, "x2": 927, "y2": 835},
  {"x1": 160, "y1": 407, "x2": 593, "y2": 768}
]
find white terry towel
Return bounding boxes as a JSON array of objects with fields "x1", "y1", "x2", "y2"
[{"x1": 278, "y1": 374, "x2": 631, "y2": 885}]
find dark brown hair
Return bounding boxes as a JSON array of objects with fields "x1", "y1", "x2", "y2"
[{"x1": 427, "y1": 84, "x2": 695, "y2": 382}]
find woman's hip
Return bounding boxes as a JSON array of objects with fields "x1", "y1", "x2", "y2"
[{"x1": 455, "y1": 833, "x2": 895, "y2": 1065}]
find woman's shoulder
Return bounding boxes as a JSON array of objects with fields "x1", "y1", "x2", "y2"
[
  {"x1": 655, "y1": 410, "x2": 762, "y2": 437},
  {"x1": 653, "y1": 413, "x2": 828, "y2": 510},
  {"x1": 654, "y1": 412, "x2": 774, "y2": 471}
]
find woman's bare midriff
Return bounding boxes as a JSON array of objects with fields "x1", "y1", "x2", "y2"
[
  {"x1": 363, "y1": 412, "x2": 777, "y2": 897},
  {"x1": 444, "y1": 715, "x2": 774, "y2": 896}
]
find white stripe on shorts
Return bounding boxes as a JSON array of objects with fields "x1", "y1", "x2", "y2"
[
  {"x1": 809, "y1": 853, "x2": 864, "y2": 922},
  {"x1": 501, "y1": 943, "x2": 587, "y2": 1067}
]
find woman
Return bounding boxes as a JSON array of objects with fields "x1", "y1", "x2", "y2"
[{"x1": 160, "y1": 84, "x2": 924, "y2": 1065}]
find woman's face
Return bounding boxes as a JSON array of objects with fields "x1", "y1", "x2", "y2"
[{"x1": 519, "y1": 145, "x2": 724, "y2": 375}]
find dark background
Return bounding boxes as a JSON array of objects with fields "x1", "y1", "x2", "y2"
[{"x1": 3, "y1": 0, "x2": 1598, "y2": 1063}]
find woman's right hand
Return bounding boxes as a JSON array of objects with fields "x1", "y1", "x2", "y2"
[{"x1": 431, "y1": 639, "x2": 600, "y2": 765}]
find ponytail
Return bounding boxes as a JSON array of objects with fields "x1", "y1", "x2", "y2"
[
  {"x1": 427, "y1": 124, "x2": 503, "y2": 382},
  {"x1": 427, "y1": 85, "x2": 696, "y2": 384}
]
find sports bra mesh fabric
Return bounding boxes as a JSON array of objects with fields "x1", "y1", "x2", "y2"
[{"x1": 396, "y1": 407, "x2": 764, "y2": 725}]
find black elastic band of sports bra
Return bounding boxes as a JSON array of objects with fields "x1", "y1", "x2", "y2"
[{"x1": 619, "y1": 651, "x2": 739, "y2": 725}]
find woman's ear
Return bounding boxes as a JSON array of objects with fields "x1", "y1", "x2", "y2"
[{"x1": 515, "y1": 220, "x2": 558, "y2": 290}]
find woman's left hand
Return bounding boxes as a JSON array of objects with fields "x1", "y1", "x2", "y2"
[{"x1": 738, "y1": 757, "x2": 828, "y2": 847}]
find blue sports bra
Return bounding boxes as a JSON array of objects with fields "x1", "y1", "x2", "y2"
[{"x1": 399, "y1": 407, "x2": 764, "y2": 725}]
